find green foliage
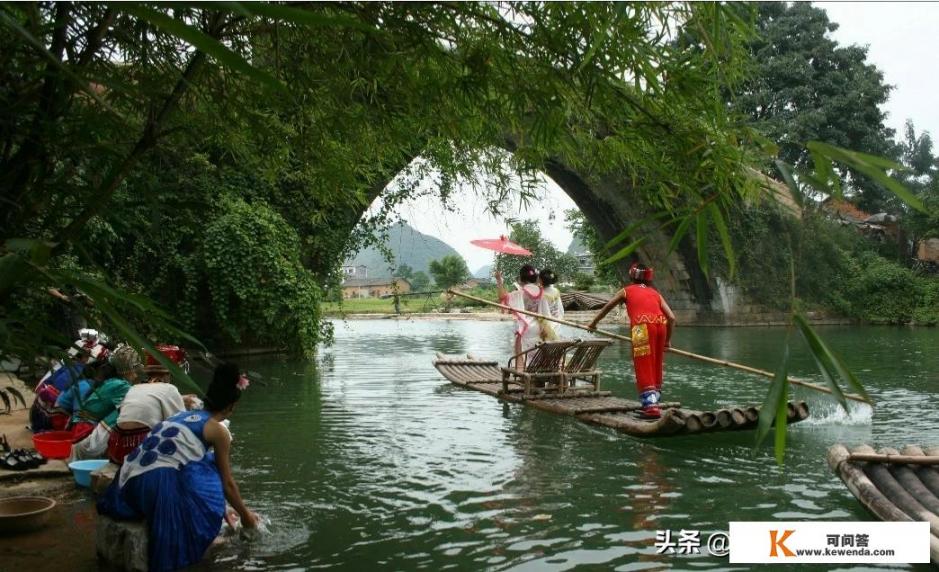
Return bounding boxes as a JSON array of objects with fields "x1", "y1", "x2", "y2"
[
  {"x1": 564, "y1": 209, "x2": 620, "y2": 286},
  {"x1": 394, "y1": 264, "x2": 414, "y2": 280},
  {"x1": 897, "y1": 121, "x2": 939, "y2": 240},
  {"x1": 495, "y1": 220, "x2": 579, "y2": 284},
  {"x1": 410, "y1": 271, "x2": 431, "y2": 293},
  {"x1": 913, "y1": 280, "x2": 939, "y2": 325},
  {"x1": 0, "y1": 2, "x2": 764, "y2": 366},
  {"x1": 201, "y1": 198, "x2": 326, "y2": 356},
  {"x1": 734, "y1": 2, "x2": 898, "y2": 212},
  {"x1": 846, "y1": 253, "x2": 920, "y2": 325},
  {"x1": 428, "y1": 256, "x2": 470, "y2": 290},
  {"x1": 716, "y1": 204, "x2": 939, "y2": 325},
  {"x1": 572, "y1": 272, "x2": 596, "y2": 292}
]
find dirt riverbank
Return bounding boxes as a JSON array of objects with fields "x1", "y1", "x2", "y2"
[{"x1": 0, "y1": 374, "x2": 97, "y2": 570}]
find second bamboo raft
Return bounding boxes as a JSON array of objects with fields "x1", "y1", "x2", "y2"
[
  {"x1": 434, "y1": 353, "x2": 810, "y2": 438},
  {"x1": 828, "y1": 444, "x2": 939, "y2": 563}
]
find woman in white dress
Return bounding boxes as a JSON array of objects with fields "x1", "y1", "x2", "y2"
[
  {"x1": 496, "y1": 265, "x2": 552, "y2": 366},
  {"x1": 538, "y1": 268, "x2": 563, "y2": 341}
]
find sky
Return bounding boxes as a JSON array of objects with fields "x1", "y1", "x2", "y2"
[{"x1": 374, "y1": 3, "x2": 939, "y2": 273}]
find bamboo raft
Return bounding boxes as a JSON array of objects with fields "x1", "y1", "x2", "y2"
[
  {"x1": 434, "y1": 353, "x2": 810, "y2": 437},
  {"x1": 560, "y1": 291, "x2": 611, "y2": 311},
  {"x1": 828, "y1": 444, "x2": 939, "y2": 562}
]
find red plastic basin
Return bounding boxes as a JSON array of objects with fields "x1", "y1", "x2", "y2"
[{"x1": 32, "y1": 431, "x2": 74, "y2": 460}]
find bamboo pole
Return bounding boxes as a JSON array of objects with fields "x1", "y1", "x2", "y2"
[
  {"x1": 848, "y1": 453, "x2": 939, "y2": 466},
  {"x1": 448, "y1": 289, "x2": 871, "y2": 405}
]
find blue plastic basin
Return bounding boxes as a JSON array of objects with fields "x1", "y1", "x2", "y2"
[{"x1": 68, "y1": 459, "x2": 109, "y2": 488}]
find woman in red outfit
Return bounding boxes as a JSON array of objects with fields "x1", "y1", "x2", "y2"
[{"x1": 587, "y1": 263, "x2": 676, "y2": 418}]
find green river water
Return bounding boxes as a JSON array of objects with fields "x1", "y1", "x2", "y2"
[
  {"x1": 207, "y1": 320, "x2": 938, "y2": 571},
  {"x1": 10, "y1": 320, "x2": 939, "y2": 570}
]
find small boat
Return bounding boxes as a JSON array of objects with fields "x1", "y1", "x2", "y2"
[
  {"x1": 433, "y1": 352, "x2": 810, "y2": 438},
  {"x1": 828, "y1": 444, "x2": 939, "y2": 563}
]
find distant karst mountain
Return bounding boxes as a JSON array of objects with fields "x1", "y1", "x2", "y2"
[{"x1": 344, "y1": 222, "x2": 465, "y2": 280}]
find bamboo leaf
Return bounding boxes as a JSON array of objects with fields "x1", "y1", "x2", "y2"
[
  {"x1": 49, "y1": 270, "x2": 205, "y2": 350},
  {"x1": 807, "y1": 142, "x2": 926, "y2": 213},
  {"x1": 793, "y1": 313, "x2": 850, "y2": 411},
  {"x1": 215, "y1": 2, "x2": 378, "y2": 33},
  {"x1": 773, "y1": 160, "x2": 803, "y2": 209},
  {"x1": 809, "y1": 146, "x2": 841, "y2": 198},
  {"x1": 119, "y1": 5, "x2": 287, "y2": 94},
  {"x1": 793, "y1": 313, "x2": 872, "y2": 406},
  {"x1": 0, "y1": 10, "x2": 125, "y2": 120},
  {"x1": 695, "y1": 211, "x2": 709, "y2": 278},
  {"x1": 4, "y1": 385, "x2": 27, "y2": 410},
  {"x1": 93, "y1": 298, "x2": 203, "y2": 395},
  {"x1": 600, "y1": 238, "x2": 645, "y2": 266},
  {"x1": 602, "y1": 213, "x2": 664, "y2": 253},
  {"x1": 756, "y1": 338, "x2": 789, "y2": 450},
  {"x1": 667, "y1": 214, "x2": 695, "y2": 255},
  {"x1": 707, "y1": 203, "x2": 735, "y2": 279},
  {"x1": 773, "y1": 373, "x2": 788, "y2": 465}
]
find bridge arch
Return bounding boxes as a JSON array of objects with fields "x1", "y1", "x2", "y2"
[{"x1": 338, "y1": 150, "x2": 717, "y2": 318}]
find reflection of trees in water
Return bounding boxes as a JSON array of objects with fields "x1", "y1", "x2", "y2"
[
  {"x1": 489, "y1": 405, "x2": 678, "y2": 567},
  {"x1": 430, "y1": 332, "x2": 467, "y2": 356}
]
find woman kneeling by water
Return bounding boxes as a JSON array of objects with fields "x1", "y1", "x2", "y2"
[{"x1": 98, "y1": 363, "x2": 259, "y2": 572}]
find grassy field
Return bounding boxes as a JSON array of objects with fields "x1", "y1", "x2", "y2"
[
  {"x1": 323, "y1": 295, "x2": 445, "y2": 314},
  {"x1": 323, "y1": 288, "x2": 501, "y2": 315}
]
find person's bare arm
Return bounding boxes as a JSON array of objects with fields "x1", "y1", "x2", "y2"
[
  {"x1": 660, "y1": 295, "x2": 676, "y2": 347},
  {"x1": 205, "y1": 420, "x2": 258, "y2": 528},
  {"x1": 587, "y1": 289, "x2": 625, "y2": 329},
  {"x1": 495, "y1": 270, "x2": 509, "y2": 303}
]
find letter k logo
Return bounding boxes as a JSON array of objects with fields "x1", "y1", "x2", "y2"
[{"x1": 769, "y1": 529, "x2": 796, "y2": 557}]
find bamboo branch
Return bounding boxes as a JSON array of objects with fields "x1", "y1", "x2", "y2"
[{"x1": 447, "y1": 289, "x2": 871, "y2": 405}]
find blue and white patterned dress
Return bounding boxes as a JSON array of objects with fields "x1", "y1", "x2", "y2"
[{"x1": 98, "y1": 409, "x2": 226, "y2": 572}]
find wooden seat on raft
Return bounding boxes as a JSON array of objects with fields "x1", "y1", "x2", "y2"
[
  {"x1": 563, "y1": 338, "x2": 613, "y2": 392},
  {"x1": 501, "y1": 340, "x2": 576, "y2": 396},
  {"x1": 501, "y1": 339, "x2": 612, "y2": 396}
]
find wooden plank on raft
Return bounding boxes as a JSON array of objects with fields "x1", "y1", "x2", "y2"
[{"x1": 433, "y1": 355, "x2": 810, "y2": 438}]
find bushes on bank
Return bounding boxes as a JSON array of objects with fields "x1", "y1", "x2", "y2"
[{"x1": 723, "y1": 205, "x2": 939, "y2": 325}]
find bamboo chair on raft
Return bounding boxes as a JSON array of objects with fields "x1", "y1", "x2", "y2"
[
  {"x1": 501, "y1": 339, "x2": 613, "y2": 396},
  {"x1": 563, "y1": 338, "x2": 613, "y2": 392},
  {"x1": 501, "y1": 340, "x2": 575, "y2": 396}
]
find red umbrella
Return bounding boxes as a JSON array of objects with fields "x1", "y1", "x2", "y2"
[{"x1": 470, "y1": 235, "x2": 532, "y2": 256}]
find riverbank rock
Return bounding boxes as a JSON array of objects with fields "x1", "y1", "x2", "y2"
[{"x1": 96, "y1": 515, "x2": 148, "y2": 572}]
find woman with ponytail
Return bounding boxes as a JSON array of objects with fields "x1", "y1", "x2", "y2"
[
  {"x1": 496, "y1": 264, "x2": 553, "y2": 367},
  {"x1": 99, "y1": 363, "x2": 258, "y2": 572}
]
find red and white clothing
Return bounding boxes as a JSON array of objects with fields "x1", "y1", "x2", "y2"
[
  {"x1": 623, "y1": 283, "x2": 669, "y2": 396},
  {"x1": 503, "y1": 283, "x2": 552, "y2": 354}
]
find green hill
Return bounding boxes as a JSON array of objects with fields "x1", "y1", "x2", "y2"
[{"x1": 344, "y1": 222, "x2": 465, "y2": 279}]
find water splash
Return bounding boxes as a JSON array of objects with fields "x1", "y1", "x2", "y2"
[{"x1": 801, "y1": 401, "x2": 873, "y2": 426}]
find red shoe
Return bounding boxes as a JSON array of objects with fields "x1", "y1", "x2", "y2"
[{"x1": 640, "y1": 406, "x2": 661, "y2": 419}]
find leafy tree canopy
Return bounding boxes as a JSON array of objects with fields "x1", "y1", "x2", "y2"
[
  {"x1": 733, "y1": 2, "x2": 897, "y2": 211},
  {"x1": 494, "y1": 219, "x2": 579, "y2": 284},
  {"x1": 428, "y1": 256, "x2": 470, "y2": 290},
  {"x1": 410, "y1": 271, "x2": 431, "y2": 293},
  {"x1": 394, "y1": 264, "x2": 414, "y2": 280},
  {"x1": 0, "y1": 2, "x2": 759, "y2": 361}
]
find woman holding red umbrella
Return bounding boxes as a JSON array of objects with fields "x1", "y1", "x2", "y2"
[{"x1": 496, "y1": 264, "x2": 552, "y2": 369}]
